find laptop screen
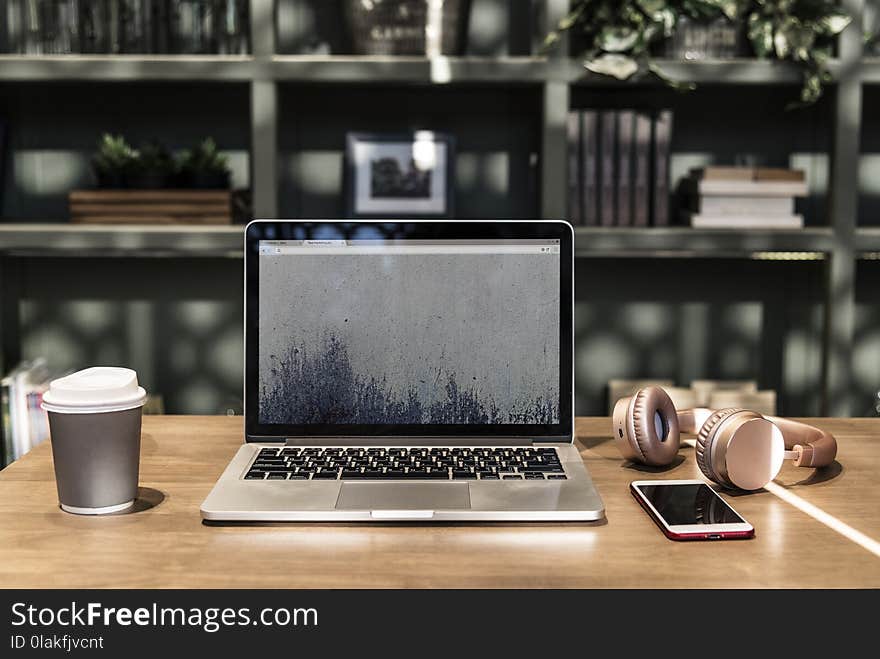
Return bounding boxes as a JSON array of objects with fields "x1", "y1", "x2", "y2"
[{"x1": 256, "y1": 237, "x2": 561, "y2": 428}]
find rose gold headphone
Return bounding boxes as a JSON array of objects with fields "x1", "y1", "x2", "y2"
[{"x1": 612, "y1": 386, "x2": 837, "y2": 490}]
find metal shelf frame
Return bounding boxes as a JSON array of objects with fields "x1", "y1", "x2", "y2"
[{"x1": 0, "y1": 0, "x2": 874, "y2": 414}]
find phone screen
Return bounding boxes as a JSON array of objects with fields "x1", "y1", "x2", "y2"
[{"x1": 635, "y1": 483, "x2": 745, "y2": 525}]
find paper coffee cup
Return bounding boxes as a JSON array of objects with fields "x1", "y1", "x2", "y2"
[{"x1": 41, "y1": 367, "x2": 147, "y2": 515}]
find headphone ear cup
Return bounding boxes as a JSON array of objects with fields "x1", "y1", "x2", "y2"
[
  {"x1": 695, "y1": 408, "x2": 736, "y2": 485},
  {"x1": 695, "y1": 408, "x2": 744, "y2": 487},
  {"x1": 612, "y1": 396, "x2": 643, "y2": 462},
  {"x1": 628, "y1": 386, "x2": 681, "y2": 466}
]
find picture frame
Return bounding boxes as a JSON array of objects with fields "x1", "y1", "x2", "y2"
[{"x1": 345, "y1": 131, "x2": 455, "y2": 218}]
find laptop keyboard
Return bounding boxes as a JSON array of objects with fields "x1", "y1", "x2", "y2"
[{"x1": 244, "y1": 446, "x2": 567, "y2": 481}]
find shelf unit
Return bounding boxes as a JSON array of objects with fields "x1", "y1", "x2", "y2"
[
  {"x1": 0, "y1": 0, "x2": 875, "y2": 416},
  {"x1": 0, "y1": 224, "x2": 841, "y2": 258}
]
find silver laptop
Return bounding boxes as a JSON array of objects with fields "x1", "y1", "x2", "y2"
[{"x1": 200, "y1": 220, "x2": 604, "y2": 522}]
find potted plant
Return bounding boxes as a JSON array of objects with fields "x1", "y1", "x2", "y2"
[
  {"x1": 746, "y1": 0, "x2": 851, "y2": 105},
  {"x1": 91, "y1": 133, "x2": 136, "y2": 188},
  {"x1": 344, "y1": 0, "x2": 472, "y2": 57},
  {"x1": 179, "y1": 137, "x2": 232, "y2": 189},
  {"x1": 545, "y1": 1, "x2": 851, "y2": 105},
  {"x1": 125, "y1": 140, "x2": 177, "y2": 189}
]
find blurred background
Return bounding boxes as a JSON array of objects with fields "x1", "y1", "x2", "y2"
[{"x1": 0, "y1": 1, "x2": 878, "y2": 465}]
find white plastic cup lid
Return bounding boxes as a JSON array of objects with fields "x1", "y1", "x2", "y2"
[{"x1": 41, "y1": 367, "x2": 147, "y2": 414}]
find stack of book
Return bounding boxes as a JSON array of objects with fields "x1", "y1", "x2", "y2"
[
  {"x1": 685, "y1": 166, "x2": 808, "y2": 229},
  {"x1": 567, "y1": 109, "x2": 673, "y2": 227},
  {"x1": 1, "y1": 359, "x2": 53, "y2": 469},
  {"x1": 1, "y1": 0, "x2": 250, "y2": 55}
]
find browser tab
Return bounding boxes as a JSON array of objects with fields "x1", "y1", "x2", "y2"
[{"x1": 303, "y1": 240, "x2": 347, "y2": 247}]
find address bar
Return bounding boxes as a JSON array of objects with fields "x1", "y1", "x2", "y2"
[{"x1": 263, "y1": 246, "x2": 559, "y2": 255}]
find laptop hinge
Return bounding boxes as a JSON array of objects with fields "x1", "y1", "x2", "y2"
[{"x1": 282, "y1": 437, "x2": 537, "y2": 447}]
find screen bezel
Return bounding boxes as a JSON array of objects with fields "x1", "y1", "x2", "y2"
[
  {"x1": 245, "y1": 220, "x2": 574, "y2": 443},
  {"x1": 631, "y1": 480, "x2": 754, "y2": 536}
]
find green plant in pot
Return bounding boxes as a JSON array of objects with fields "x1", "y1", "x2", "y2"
[
  {"x1": 746, "y1": 0, "x2": 851, "y2": 106},
  {"x1": 545, "y1": 1, "x2": 851, "y2": 106},
  {"x1": 126, "y1": 140, "x2": 177, "y2": 189},
  {"x1": 92, "y1": 134, "x2": 136, "y2": 189},
  {"x1": 179, "y1": 138, "x2": 231, "y2": 189}
]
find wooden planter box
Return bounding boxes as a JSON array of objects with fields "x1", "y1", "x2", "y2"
[{"x1": 68, "y1": 190, "x2": 236, "y2": 225}]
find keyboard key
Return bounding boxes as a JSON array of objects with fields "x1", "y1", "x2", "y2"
[
  {"x1": 313, "y1": 471, "x2": 339, "y2": 479},
  {"x1": 422, "y1": 471, "x2": 450, "y2": 479},
  {"x1": 548, "y1": 474, "x2": 567, "y2": 480},
  {"x1": 289, "y1": 474, "x2": 310, "y2": 480},
  {"x1": 245, "y1": 472, "x2": 266, "y2": 480},
  {"x1": 525, "y1": 473, "x2": 545, "y2": 480},
  {"x1": 502, "y1": 474, "x2": 523, "y2": 480},
  {"x1": 453, "y1": 472, "x2": 476, "y2": 480},
  {"x1": 267, "y1": 472, "x2": 289, "y2": 480},
  {"x1": 479, "y1": 473, "x2": 500, "y2": 480}
]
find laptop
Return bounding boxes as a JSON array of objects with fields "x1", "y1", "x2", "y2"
[{"x1": 200, "y1": 220, "x2": 604, "y2": 521}]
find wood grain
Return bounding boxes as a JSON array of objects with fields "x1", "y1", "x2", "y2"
[
  {"x1": 0, "y1": 416, "x2": 878, "y2": 589},
  {"x1": 68, "y1": 190, "x2": 233, "y2": 225}
]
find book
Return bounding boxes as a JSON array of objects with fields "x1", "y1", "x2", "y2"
[
  {"x1": 696, "y1": 179, "x2": 809, "y2": 197},
  {"x1": 216, "y1": 0, "x2": 249, "y2": 56},
  {"x1": 755, "y1": 167, "x2": 805, "y2": 182},
  {"x1": 696, "y1": 196, "x2": 795, "y2": 216},
  {"x1": 599, "y1": 111, "x2": 617, "y2": 226},
  {"x1": 692, "y1": 166, "x2": 805, "y2": 182},
  {"x1": 5, "y1": 1, "x2": 23, "y2": 54},
  {"x1": 696, "y1": 166, "x2": 756, "y2": 181},
  {"x1": 0, "y1": 118, "x2": 6, "y2": 216},
  {"x1": 652, "y1": 110, "x2": 673, "y2": 226},
  {"x1": 1, "y1": 375, "x2": 12, "y2": 467},
  {"x1": 566, "y1": 111, "x2": 582, "y2": 225},
  {"x1": 3, "y1": 0, "x2": 23, "y2": 55},
  {"x1": 616, "y1": 110, "x2": 634, "y2": 227},
  {"x1": 632, "y1": 112, "x2": 652, "y2": 227},
  {"x1": 0, "y1": 360, "x2": 52, "y2": 468},
  {"x1": 689, "y1": 214, "x2": 804, "y2": 229},
  {"x1": 581, "y1": 110, "x2": 599, "y2": 226}
]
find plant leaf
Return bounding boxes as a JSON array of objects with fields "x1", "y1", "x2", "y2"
[
  {"x1": 636, "y1": 0, "x2": 666, "y2": 14},
  {"x1": 648, "y1": 61, "x2": 697, "y2": 91},
  {"x1": 818, "y1": 14, "x2": 851, "y2": 36},
  {"x1": 597, "y1": 26, "x2": 640, "y2": 53},
  {"x1": 748, "y1": 14, "x2": 774, "y2": 58},
  {"x1": 558, "y1": 5, "x2": 585, "y2": 31},
  {"x1": 584, "y1": 54, "x2": 640, "y2": 80}
]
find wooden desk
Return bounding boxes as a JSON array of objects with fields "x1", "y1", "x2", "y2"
[{"x1": 1, "y1": 416, "x2": 878, "y2": 588}]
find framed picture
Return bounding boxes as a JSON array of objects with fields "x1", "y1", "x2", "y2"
[{"x1": 345, "y1": 131, "x2": 455, "y2": 218}]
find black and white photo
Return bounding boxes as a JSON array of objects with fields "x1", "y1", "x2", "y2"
[{"x1": 346, "y1": 131, "x2": 454, "y2": 218}]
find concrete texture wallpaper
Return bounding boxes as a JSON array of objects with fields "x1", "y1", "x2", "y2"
[{"x1": 258, "y1": 252, "x2": 560, "y2": 424}]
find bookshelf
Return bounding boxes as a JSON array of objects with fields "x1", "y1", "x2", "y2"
[
  {"x1": 0, "y1": 224, "x2": 838, "y2": 258},
  {"x1": 0, "y1": 0, "x2": 875, "y2": 417}
]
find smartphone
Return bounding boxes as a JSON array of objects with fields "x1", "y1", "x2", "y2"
[{"x1": 630, "y1": 479, "x2": 755, "y2": 541}]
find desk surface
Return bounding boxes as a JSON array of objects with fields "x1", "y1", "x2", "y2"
[{"x1": 1, "y1": 416, "x2": 878, "y2": 588}]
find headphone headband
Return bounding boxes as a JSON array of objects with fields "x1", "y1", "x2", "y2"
[{"x1": 678, "y1": 408, "x2": 836, "y2": 469}]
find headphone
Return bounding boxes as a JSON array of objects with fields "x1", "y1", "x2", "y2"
[{"x1": 612, "y1": 386, "x2": 837, "y2": 490}]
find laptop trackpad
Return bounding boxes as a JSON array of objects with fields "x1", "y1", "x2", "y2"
[{"x1": 336, "y1": 483, "x2": 470, "y2": 511}]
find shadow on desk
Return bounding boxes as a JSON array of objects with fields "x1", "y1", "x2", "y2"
[{"x1": 116, "y1": 487, "x2": 166, "y2": 515}]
